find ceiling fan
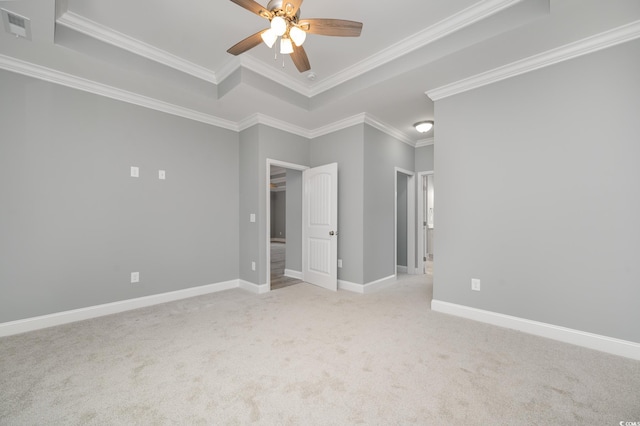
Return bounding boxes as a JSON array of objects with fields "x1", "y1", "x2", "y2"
[{"x1": 227, "y1": 0, "x2": 363, "y2": 73}]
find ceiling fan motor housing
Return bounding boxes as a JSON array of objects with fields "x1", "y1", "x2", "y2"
[{"x1": 267, "y1": 0, "x2": 301, "y2": 21}]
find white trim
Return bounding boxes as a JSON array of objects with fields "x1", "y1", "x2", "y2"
[
  {"x1": 56, "y1": 11, "x2": 216, "y2": 84},
  {"x1": 239, "y1": 113, "x2": 310, "y2": 138},
  {"x1": 365, "y1": 115, "x2": 416, "y2": 147},
  {"x1": 0, "y1": 280, "x2": 239, "y2": 337},
  {"x1": 239, "y1": 280, "x2": 269, "y2": 294},
  {"x1": 309, "y1": 113, "x2": 367, "y2": 139},
  {"x1": 431, "y1": 300, "x2": 640, "y2": 360},
  {"x1": 214, "y1": 57, "x2": 241, "y2": 84},
  {"x1": 338, "y1": 280, "x2": 364, "y2": 293},
  {"x1": 239, "y1": 55, "x2": 311, "y2": 97},
  {"x1": 284, "y1": 269, "x2": 303, "y2": 280},
  {"x1": 0, "y1": 54, "x2": 237, "y2": 131},
  {"x1": 0, "y1": 55, "x2": 415, "y2": 143},
  {"x1": 309, "y1": 113, "x2": 416, "y2": 147},
  {"x1": 396, "y1": 265, "x2": 408, "y2": 274},
  {"x1": 426, "y1": 19, "x2": 640, "y2": 101},
  {"x1": 270, "y1": 237, "x2": 286, "y2": 243},
  {"x1": 363, "y1": 274, "x2": 397, "y2": 293},
  {"x1": 416, "y1": 138, "x2": 435, "y2": 148},
  {"x1": 310, "y1": 0, "x2": 522, "y2": 97},
  {"x1": 339, "y1": 275, "x2": 397, "y2": 294}
]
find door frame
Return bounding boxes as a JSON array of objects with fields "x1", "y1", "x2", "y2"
[
  {"x1": 265, "y1": 159, "x2": 309, "y2": 289},
  {"x1": 394, "y1": 167, "x2": 416, "y2": 275},
  {"x1": 417, "y1": 170, "x2": 434, "y2": 274}
]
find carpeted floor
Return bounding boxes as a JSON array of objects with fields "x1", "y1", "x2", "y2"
[{"x1": 1, "y1": 274, "x2": 639, "y2": 424}]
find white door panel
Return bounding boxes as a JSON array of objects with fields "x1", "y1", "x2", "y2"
[{"x1": 303, "y1": 163, "x2": 338, "y2": 291}]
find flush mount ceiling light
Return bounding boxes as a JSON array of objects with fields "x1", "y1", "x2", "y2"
[
  {"x1": 414, "y1": 121, "x2": 434, "y2": 133},
  {"x1": 227, "y1": 0, "x2": 363, "y2": 73}
]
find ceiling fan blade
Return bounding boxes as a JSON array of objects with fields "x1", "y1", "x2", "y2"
[
  {"x1": 227, "y1": 30, "x2": 265, "y2": 55},
  {"x1": 283, "y1": 0, "x2": 303, "y2": 17},
  {"x1": 229, "y1": 0, "x2": 271, "y2": 19},
  {"x1": 291, "y1": 44, "x2": 311, "y2": 73},
  {"x1": 298, "y1": 18, "x2": 363, "y2": 37}
]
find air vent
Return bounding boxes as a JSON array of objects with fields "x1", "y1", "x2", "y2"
[{"x1": 1, "y1": 8, "x2": 32, "y2": 40}]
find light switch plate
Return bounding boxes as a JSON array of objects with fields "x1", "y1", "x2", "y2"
[
  {"x1": 250, "y1": 214, "x2": 256, "y2": 223},
  {"x1": 131, "y1": 272, "x2": 140, "y2": 283},
  {"x1": 158, "y1": 170, "x2": 166, "y2": 180},
  {"x1": 130, "y1": 166, "x2": 139, "y2": 178},
  {"x1": 471, "y1": 278, "x2": 481, "y2": 291}
]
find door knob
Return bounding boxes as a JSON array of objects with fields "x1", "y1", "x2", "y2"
[{"x1": 329, "y1": 231, "x2": 337, "y2": 236}]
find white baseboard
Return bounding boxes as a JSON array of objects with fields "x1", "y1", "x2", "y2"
[
  {"x1": 0, "y1": 279, "x2": 239, "y2": 338},
  {"x1": 339, "y1": 274, "x2": 397, "y2": 294},
  {"x1": 338, "y1": 280, "x2": 364, "y2": 293},
  {"x1": 396, "y1": 265, "x2": 408, "y2": 274},
  {"x1": 431, "y1": 299, "x2": 640, "y2": 361},
  {"x1": 284, "y1": 269, "x2": 303, "y2": 280},
  {"x1": 239, "y1": 280, "x2": 269, "y2": 294}
]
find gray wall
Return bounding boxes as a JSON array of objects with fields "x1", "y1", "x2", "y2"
[
  {"x1": 434, "y1": 40, "x2": 640, "y2": 343},
  {"x1": 285, "y1": 169, "x2": 302, "y2": 273},
  {"x1": 396, "y1": 173, "x2": 408, "y2": 267},
  {"x1": 415, "y1": 145, "x2": 434, "y2": 172},
  {"x1": 363, "y1": 125, "x2": 415, "y2": 283},
  {"x1": 271, "y1": 191, "x2": 286, "y2": 239},
  {"x1": 0, "y1": 71, "x2": 239, "y2": 323},
  {"x1": 310, "y1": 125, "x2": 365, "y2": 284},
  {"x1": 239, "y1": 124, "x2": 309, "y2": 285}
]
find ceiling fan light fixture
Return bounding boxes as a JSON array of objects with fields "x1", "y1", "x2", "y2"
[
  {"x1": 290, "y1": 26, "x2": 306, "y2": 46},
  {"x1": 261, "y1": 28, "x2": 277, "y2": 48},
  {"x1": 271, "y1": 16, "x2": 287, "y2": 36},
  {"x1": 414, "y1": 120, "x2": 434, "y2": 133},
  {"x1": 280, "y1": 36, "x2": 294, "y2": 54}
]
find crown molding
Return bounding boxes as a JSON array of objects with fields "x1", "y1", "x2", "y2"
[
  {"x1": 0, "y1": 54, "x2": 418, "y2": 146},
  {"x1": 309, "y1": 113, "x2": 415, "y2": 147},
  {"x1": 309, "y1": 0, "x2": 523, "y2": 97},
  {"x1": 309, "y1": 113, "x2": 367, "y2": 139},
  {"x1": 416, "y1": 138, "x2": 435, "y2": 147},
  {"x1": 0, "y1": 54, "x2": 237, "y2": 130},
  {"x1": 364, "y1": 114, "x2": 416, "y2": 147},
  {"x1": 426, "y1": 19, "x2": 640, "y2": 101},
  {"x1": 215, "y1": 57, "x2": 241, "y2": 84},
  {"x1": 239, "y1": 55, "x2": 312, "y2": 97},
  {"x1": 56, "y1": 11, "x2": 217, "y2": 84},
  {"x1": 238, "y1": 113, "x2": 311, "y2": 138}
]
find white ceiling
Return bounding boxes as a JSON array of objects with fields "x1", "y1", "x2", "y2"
[{"x1": 1, "y1": 0, "x2": 639, "y2": 144}]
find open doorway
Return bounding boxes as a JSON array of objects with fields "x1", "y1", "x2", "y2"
[
  {"x1": 417, "y1": 171, "x2": 434, "y2": 276},
  {"x1": 268, "y1": 164, "x2": 303, "y2": 290},
  {"x1": 266, "y1": 159, "x2": 308, "y2": 291},
  {"x1": 395, "y1": 168, "x2": 415, "y2": 276}
]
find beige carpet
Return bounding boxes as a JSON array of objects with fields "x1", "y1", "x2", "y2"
[{"x1": 1, "y1": 274, "x2": 639, "y2": 424}]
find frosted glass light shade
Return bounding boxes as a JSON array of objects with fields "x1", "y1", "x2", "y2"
[
  {"x1": 280, "y1": 37, "x2": 293, "y2": 54},
  {"x1": 261, "y1": 28, "x2": 277, "y2": 48},
  {"x1": 290, "y1": 26, "x2": 306, "y2": 46},
  {"x1": 414, "y1": 121, "x2": 434, "y2": 133},
  {"x1": 271, "y1": 16, "x2": 287, "y2": 36}
]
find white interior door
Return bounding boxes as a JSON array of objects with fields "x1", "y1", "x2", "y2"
[{"x1": 302, "y1": 163, "x2": 338, "y2": 291}]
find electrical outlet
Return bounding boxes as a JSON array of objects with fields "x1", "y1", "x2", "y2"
[
  {"x1": 131, "y1": 272, "x2": 140, "y2": 283},
  {"x1": 250, "y1": 214, "x2": 256, "y2": 223},
  {"x1": 158, "y1": 170, "x2": 166, "y2": 180},
  {"x1": 338, "y1": 259, "x2": 343, "y2": 268},
  {"x1": 471, "y1": 278, "x2": 481, "y2": 291},
  {"x1": 251, "y1": 261, "x2": 256, "y2": 271}
]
